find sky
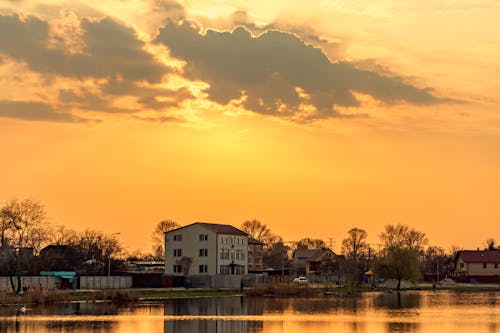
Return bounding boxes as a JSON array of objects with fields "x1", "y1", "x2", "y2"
[{"x1": 0, "y1": 0, "x2": 499, "y2": 254}]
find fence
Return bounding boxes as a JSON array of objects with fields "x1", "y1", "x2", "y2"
[
  {"x1": 79, "y1": 276, "x2": 132, "y2": 289},
  {"x1": 0, "y1": 276, "x2": 56, "y2": 291}
]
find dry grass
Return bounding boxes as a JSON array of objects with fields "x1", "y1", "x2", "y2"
[
  {"x1": 246, "y1": 280, "x2": 325, "y2": 297},
  {"x1": 0, "y1": 287, "x2": 67, "y2": 306},
  {"x1": 92, "y1": 290, "x2": 138, "y2": 304}
]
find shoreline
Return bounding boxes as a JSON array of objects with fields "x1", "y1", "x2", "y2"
[{"x1": 1, "y1": 284, "x2": 499, "y2": 307}]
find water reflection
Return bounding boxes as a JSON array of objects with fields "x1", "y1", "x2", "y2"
[{"x1": 0, "y1": 291, "x2": 497, "y2": 333}]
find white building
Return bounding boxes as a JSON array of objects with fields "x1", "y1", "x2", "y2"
[{"x1": 164, "y1": 222, "x2": 249, "y2": 276}]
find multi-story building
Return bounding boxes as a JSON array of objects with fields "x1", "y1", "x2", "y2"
[
  {"x1": 164, "y1": 222, "x2": 249, "y2": 276},
  {"x1": 247, "y1": 237, "x2": 264, "y2": 273}
]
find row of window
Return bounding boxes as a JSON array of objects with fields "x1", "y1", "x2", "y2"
[
  {"x1": 219, "y1": 249, "x2": 245, "y2": 261},
  {"x1": 460, "y1": 262, "x2": 499, "y2": 269},
  {"x1": 173, "y1": 265, "x2": 208, "y2": 273},
  {"x1": 219, "y1": 265, "x2": 245, "y2": 275},
  {"x1": 221, "y1": 236, "x2": 245, "y2": 245},
  {"x1": 172, "y1": 234, "x2": 208, "y2": 241},
  {"x1": 173, "y1": 249, "x2": 208, "y2": 257},
  {"x1": 247, "y1": 256, "x2": 261, "y2": 264}
]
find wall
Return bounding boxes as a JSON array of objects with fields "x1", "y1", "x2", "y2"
[
  {"x1": 187, "y1": 274, "x2": 245, "y2": 289},
  {"x1": 0, "y1": 277, "x2": 56, "y2": 291},
  {"x1": 165, "y1": 224, "x2": 218, "y2": 275},
  {"x1": 467, "y1": 262, "x2": 500, "y2": 276},
  {"x1": 79, "y1": 276, "x2": 132, "y2": 289}
]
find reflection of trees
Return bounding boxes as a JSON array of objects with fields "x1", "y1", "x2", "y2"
[
  {"x1": 375, "y1": 292, "x2": 421, "y2": 310},
  {"x1": 386, "y1": 321, "x2": 419, "y2": 333}
]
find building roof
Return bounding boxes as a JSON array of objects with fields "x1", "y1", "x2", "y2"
[
  {"x1": 248, "y1": 237, "x2": 263, "y2": 245},
  {"x1": 166, "y1": 222, "x2": 248, "y2": 236},
  {"x1": 294, "y1": 248, "x2": 335, "y2": 261},
  {"x1": 456, "y1": 250, "x2": 500, "y2": 263}
]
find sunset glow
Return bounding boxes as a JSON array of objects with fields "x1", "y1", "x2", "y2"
[{"x1": 1, "y1": 0, "x2": 499, "y2": 253}]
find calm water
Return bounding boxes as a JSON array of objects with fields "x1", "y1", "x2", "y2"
[{"x1": 0, "y1": 290, "x2": 498, "y2": 332}]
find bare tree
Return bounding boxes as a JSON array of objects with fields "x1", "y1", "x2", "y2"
[
  {"x1": 296, "y1": 238, "x2": 326, "y2": 250},
  {"x1": 241, "y1": 220, "x2": 273, "y2": 242},
  {"x1": 70, "y1": 229, "x2": 122, "y2": 274},
  {"x1": 50, "y1": 225, "x2": 78, "y2": 245},
  {"x1": 341, "y1": 228, "x2": 368, "y2": 260},
  {"x1": 379, "y1": 224, "x2": 427, "y2": 253},
  {"x1": 152, "y1": 220, "x2": 180, "y2": 259},
  {"x1": 0, "y1": 199, "x2": 51, "y2": 292},
  {"x1": 341, "y1": 228, "x2": 369, "y2": 287}
]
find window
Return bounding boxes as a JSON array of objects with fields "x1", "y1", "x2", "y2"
[
  {"x1": 199, "y1": 234, "x2": 208, "y2": 241},
  {"x1": 495, "y1": 263, "x2": 498, "y2": 269},
  {"x1": 220, "y1": 249, "x2": 230, "y2": 260},
  {"x1": 220, "y1": 265, "x2": 230, "y2": 275},
  {"x1": 483, "y1": 263, "x2": 487, "y2": 269},
  {"x1": 460, "y1": 263, "x2": 464, "y2": 268},
  {"x1": 173, "y1": 249, "x2": 182, "y2": 257},
  {"x1": 248, "y1": 255, "x2": 252, "y2": 263},
  {"x1": 199, "y1": 265, "x2": 208, "y2": 273},
  {"x1": 173, "y1": 234, "x2": 182, "y2": 241},
  {"x1": 199, "y1": 249, "x2": 208, "y2": 257},
  {"x1": 173, "y1": 265, "x2": 182, "y2": 273}
]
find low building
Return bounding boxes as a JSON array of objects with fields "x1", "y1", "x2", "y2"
[
  {"x1": 164, "y1": 222, "x2": 248, "y2": 276},
  {"x1": 247, "y1": 237, "x2": 264, "y2": 273},
  {"x1": 453, "y1": 249, "x2": 500, "y2": 283},
  {"x1": 293, "y1": 248, "x2": 336, "y2": 275}
]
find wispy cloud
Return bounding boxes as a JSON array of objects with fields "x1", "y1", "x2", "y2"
[{"x1": 0, "y1": 100, "x2": 88, "y2": 122}]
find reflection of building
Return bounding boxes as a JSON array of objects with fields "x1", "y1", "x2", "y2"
[
  {"x1": 453, "y1": 249, "x2": 500, "y2": 283},
  {"x1": 164, "y1": 222, "x2": 248, "y2": 276},
  {"x1": 292, "y1": 248, "x2": 336, "y2": 275},
  {"x1": 163, "y1": 297, "x2": 263, "y2": 333},
  {"x1": 247, "y1": 237, "x2": 264, "y2": 273}
]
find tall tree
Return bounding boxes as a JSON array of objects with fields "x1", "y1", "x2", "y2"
[
  {"x1": 341, "y1": 228, "x2": 369, "y2": 287},
  {"x1": 71, "y1": 229, "x2": 122, "y2": 274},
  {"x1": 341, "y1": 228, "x2": 368, "y2": 260},
  {"x1": 379, "y1": 224, "x2": 427, "y2": 253},
  {"x1": 240, "y1": 220, "x2": 276, "y2": 246},
  {"x1": 373, "y1": 247, "x2": 421, "y2": 290},
  {"x1": 152, "y1": 219, "x2": 180, "y2": 259},
  {"x1": 0, "y1": 199, "x2": 51, "y2": 292}
]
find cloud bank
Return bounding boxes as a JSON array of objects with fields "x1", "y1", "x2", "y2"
[{"x1": 155, "y1": 21, "x2": 443, "y2": 121}]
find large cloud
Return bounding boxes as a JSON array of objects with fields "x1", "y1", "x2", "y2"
[
  {"x1": 0, "y1": 13, "x2": 190, "y2": 122},
  {"x1": 0, "y1": 14, "x2": 167, "y2": 82},
  {"x1": 155, "y1": 21, "x2": 444, "y2": 121}
]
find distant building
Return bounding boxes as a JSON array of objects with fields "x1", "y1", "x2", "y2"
[
  {"x1": 164, "y1": 222, "x2": 248, "y2": 276},
  {"x1": 453, "y1": 249, "x2": 500, "y2": 283},
  {"x1": 39, "y1": 245, "x2": 80, "y2": 271},
  {"x1": 247, "y1": 237, "x2": 264, "y2": 273},
  {"x1": 292, "y1": 248, "x2": 336, "y2": 275}
]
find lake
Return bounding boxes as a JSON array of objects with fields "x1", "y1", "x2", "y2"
[{"x1": 0, "y1": 290, "x2": 498, "y2": 332}]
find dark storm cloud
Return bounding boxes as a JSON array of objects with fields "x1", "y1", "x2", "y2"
[
  {"x1": 0, "y1": 100, "x2": 86, "y2": 122},
  {"x1": 155, "y1": 21, "x2": 444, "y2": 121},
  {"x1": 0, "y1": 14, "x2": 168, "y2": 82}
]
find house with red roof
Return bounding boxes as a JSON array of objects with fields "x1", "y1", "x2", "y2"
[{"x1": 453, "y1": 249, "x2": 500, "y2": 283}]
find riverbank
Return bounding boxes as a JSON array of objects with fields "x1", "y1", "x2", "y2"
[
  {"x1": 1, "y1": 282, "x2": 499, "y2": 306},
  {"x1": 0, "y1": 288, "x2": 243, "y2": 306}
]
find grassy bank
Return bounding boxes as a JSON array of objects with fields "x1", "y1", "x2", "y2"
[
  {"x1": 0, "y1": 288, "x2": 243, "y2": 306},
  {"x1": 1, "y1": 283, "x2": 499, "y2": 306}
]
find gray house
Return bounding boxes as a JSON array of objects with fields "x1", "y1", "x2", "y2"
[{"x1": 164, "y1": 222, "x2": 249, "y2": 276}]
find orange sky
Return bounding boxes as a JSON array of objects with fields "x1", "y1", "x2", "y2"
[{"x1": 0, "y1": 0, "x2": 499, "y2": 253}]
